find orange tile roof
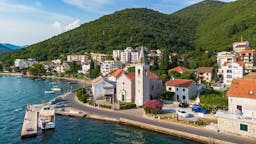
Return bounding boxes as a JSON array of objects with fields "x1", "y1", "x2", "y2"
[
  {"x1": 169, "y1": 66, "x2": 189, "y2": 73},
  {"x1": 227, "y1": 79, "x2": 256, "y2": 99},
  {"x1": 224, "y1": 61, "x2": 243, "y2": 67},
  {"x1": 196, "y1": 67, "x2": 213, "y2": 73},
  {"x1": 165, "y1": 79, "x2": 193, "y2": 88},
  {"x1": 240, "y1": 50, "x2": 256, "y2": 54},
  {"x1": 110, "y1": 68, "x2": 123, "y2": 78}
]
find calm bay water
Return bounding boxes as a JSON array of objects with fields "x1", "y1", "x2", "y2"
[{"x1": 0, "y1": 76, "x2": 198, "y2": 144}]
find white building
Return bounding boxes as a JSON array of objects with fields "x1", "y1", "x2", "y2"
[
  {"x1": 119, "y1": 47, "x2": 139, "y2": 64},
  {"x1": 216, "y1": 51, "x2": 237, "y2": 75},
  {"x1": 52, "y1": 59, "x2": 62, "y2": 65},
  {"x1": 223, "y1": 61, "x2": 244, "y2": 86},
  {"x1": 233, "y1": 40, "x2": 249, "y2": 53},
  {"x1": 78, "y1": 64, "x2": 90, "y2": 75},
  {"x1": 14, "y1": 58, "x2": 36, "y2": 69},
  {"x1": 131, "y1": 51, "x2": 139, "y2": 63},
  {"x1": 165, "y1": 79, "x2": 197, "y2": 102},
  {"x1": 240, "y1": 50, "x2": 256, "y2": 73},
  {"x1": 67, "y1": 55, "x2": 88, "y2": 63},
  {"x1": 92, "y1": 76, "x2": 114, "y2": 103},
  {"x1": 100, "y1": 60, "x2": 122, "y2": 76},
  {"x1": 116, "y1": 48, "x2": 162, "y2": 106},
  {"x1": 113, "y1": 50, "x2": 123, "y2": 61},
  {"x1": 14, "y1": 59, "x2": 27, "y2": 69}
]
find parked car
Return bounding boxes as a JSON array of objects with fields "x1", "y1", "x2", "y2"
[
  {"x1": 176, "y1": 110, "x2": 190, "y2": 118},
  {"x1": 192, "y1": 105, "x2": 206, "y2": 113},
  {"x1": 55, "y1": 102, "x2": 66, "y2": 108},
  {"x1": 178, "y1": 101, "x2": 189, "y2": 108}
]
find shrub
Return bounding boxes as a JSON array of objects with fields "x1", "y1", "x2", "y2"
[
  {"x1": 99, "y1": 104, "x2": 111, "y2": 109},
  {"x1": 120, "y1": 103, "x2": 136, "y2": 109},
  {"x1": 76, "y1": 88, "x2": 87, "y2": 103},
  {"x1": 144, "y1": 100, "x2": 163, "y2": 114},
  {"x1": 160, "y1": 91, "x2": 174, "y2": 101}
]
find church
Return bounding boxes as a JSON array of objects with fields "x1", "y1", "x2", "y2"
[{"x1": 116, "y1": 48, "x2": 163, "y2": 106}]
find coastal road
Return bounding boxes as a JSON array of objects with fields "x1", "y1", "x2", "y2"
[{"x1": 63, "y1": 93, "x2": 256, "y2": 144}]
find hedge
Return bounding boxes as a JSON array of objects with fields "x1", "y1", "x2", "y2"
[{"x1": 120, "y1": 103, "x2": 136, "y2": 109}]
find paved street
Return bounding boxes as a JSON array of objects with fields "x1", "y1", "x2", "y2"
[{"x1": 63, "y1": 92, "x2": 256, "y2": 144}]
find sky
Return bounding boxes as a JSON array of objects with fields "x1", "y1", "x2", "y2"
[{"x1": 0, "y1": 0, "x2": 236, "y2": 46}]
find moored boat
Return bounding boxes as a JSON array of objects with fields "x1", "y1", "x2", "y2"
[
  {"x1": 51, "y1": 87, "x2": 61, "y2": 91},
  {"x1": 44, "y1": 91, "x2": 55, "y2": 94}
]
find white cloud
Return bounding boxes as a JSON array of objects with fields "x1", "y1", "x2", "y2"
[
  {"x1": 52, "y1": 19, "x2": 81, "y2": 34},
  {"x1": 65, "y1": 19, "x2": 80, "y2": 31},
  {"x1": 62, "y1": 0, "x2": 113, "y2": 14},
  {"x1": 52, "y1": 21, "x2": 63, "y2": 32}
]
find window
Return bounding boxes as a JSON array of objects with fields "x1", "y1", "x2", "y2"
[
  {"x1": 240, "y1": 124, "x2": 248, "y2": 131},
  {"x1": 138, "y1": 69, "x2": 141, "y2": 75},
  {"x1": 226, "y1": 75, "x2": 232, "y2": 79},
  {"x1": 227, "y1": 70, "x2": 232, "y2": 73},
  {"x1": 183, "y1": 96, "x2": 186, "y2": 100},
  {"x1": 176, "y1": 95, "x2": 179, "y2": 101},
  {"x1": 169, "y1": 87, "x2": 172, "y2": 91},
  {"x1": 183, "y1": 89, "x2": 185, "y2": 92},
  {"x1": 176, "y1": 88, "x2": 179, "y2": 91},
  {"x1": 151, "y1": 85, "x2": 154, "y2": 91}
]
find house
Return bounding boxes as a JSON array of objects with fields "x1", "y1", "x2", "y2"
[
  {"x1": 67, "y1": 55, "x2": 88, "y2": 63},
  {"x1": 100, "y1": 60, "x2": 122, "y2": 76},
  {"x1": 227, "y1": 79, "x2": 256, "y2": 117},
  {"x1": 168, "y1": 66, "x2": 190, "y2": 74},
  {"x1": 196, "y1": 67, "x2": 214, "y2": 83},
  {"x1": 165, "y1": 79, "x2": 197, "y2": 102},
  {"x1": 223, "y1": 61, "x2": 244, "y2": 86},
  {"x1": 116, "y1": 48, "x2": 162, "y2": 106},
  {"x1": 240, "y1": 50, "x2": 256, "y2": 73},
  {"x1": 78, "y1": 64, "x2": 90, "y2": 75},
  {"x1": 217, "y1": 79, "x2": 256, "y2": 138},
  {"x1": 55, "y1": 63, "x2": 70, "y2": 73},
  {"x1": 233, "y1": 40, "x2": 249, "y2": 53},
  {"x1": 91, "y1": 76, "x2": 115, "y2": 103}
]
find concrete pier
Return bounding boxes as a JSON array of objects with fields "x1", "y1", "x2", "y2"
[{"x1": 21, "y1": 104, "x2": 43, "y2": 139}]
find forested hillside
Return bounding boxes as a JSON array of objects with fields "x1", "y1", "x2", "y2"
[{"x1": 1, "y1": 0, "x2": 255, "y2": 68}]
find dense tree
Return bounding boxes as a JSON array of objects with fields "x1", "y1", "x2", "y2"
[
  {"x1": 159, "y1": 49, "x2": 169, "y2": 72},
  {"x1": 28, "y1": 63, "x2": 46, "y2": 76},
  {"x1": 66, "y1": 61, "x2": 81, "y2": 76}
]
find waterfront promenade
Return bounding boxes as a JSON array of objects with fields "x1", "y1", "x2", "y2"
[{"x1": 63, "y1": 92, "x2": 256, "y2": 144}]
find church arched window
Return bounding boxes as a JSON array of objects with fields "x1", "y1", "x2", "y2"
[{"x1": 138, "y1": 69, "x2": 141, "y2": 75}]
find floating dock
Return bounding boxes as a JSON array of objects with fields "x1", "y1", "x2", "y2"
[{"x1": 21, "y1": 104, "x2": 43, "y2": 139}]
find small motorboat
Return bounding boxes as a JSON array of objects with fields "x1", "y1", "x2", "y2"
[
  {"x1": 51, "y1": 87, "x2": 61, "y2": 91},
  {"x1": 45, "y1": 91, "x2": 55, "y2": 94}
]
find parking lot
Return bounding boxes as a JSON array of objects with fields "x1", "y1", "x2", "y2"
[{"x1": 162, "y1": 102, "x2": 217, "y2": 120}]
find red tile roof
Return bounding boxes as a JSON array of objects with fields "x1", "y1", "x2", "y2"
[
  {"x1": 240, "y1": 50, "x2": 256, "y2": 54},
  {"x1": 165, "y1": 79, "x2": 193, "y2": 88},
  {"x1": 227, "y1": 79, "x2": 256, "y2": 99},
  {"x1": 169, "y1": 66, "x2": 189, "y2": 73},
  {"x1": 124, "y1": 72, "x2": 136, "y2": 81},
  {"x1": 196, "y1": 67, "x2": 213, "y2": 73},
  {"x1": 110, "y1": 68, "x2": 123, "y2": 78}
]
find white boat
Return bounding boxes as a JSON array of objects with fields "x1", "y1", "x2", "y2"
[
  {"x1": 51, "y1": 87, "x2": 61, "y2": 91},
  {"x1": 44, "y1": 91, "x2": 55, "y2": 94},
  {"x1": 39, "y1": 106, "x2": 55, "y2": 130},
  {"x1": 49, "y1": 82, "x2": 56, "y2": 84}
]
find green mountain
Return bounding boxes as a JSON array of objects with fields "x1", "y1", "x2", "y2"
[
  {"x1": 1, "y1": 0, "x2": 255, "y2": 67},
  {"x1": 0, "y1": 44, "x2": 11, "y2": 54}
]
